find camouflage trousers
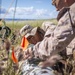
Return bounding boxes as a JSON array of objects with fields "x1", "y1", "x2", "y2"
[{"x1": 21, "y1": 60, "x2": 55, "y2": 75}]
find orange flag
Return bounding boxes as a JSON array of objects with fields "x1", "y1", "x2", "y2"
[
  {"x1": 21, "y1": 37, "x2": 29, "y2": 50},
  {"x1": 11, "y1": 47, "x2": 18, "y2": 63}
]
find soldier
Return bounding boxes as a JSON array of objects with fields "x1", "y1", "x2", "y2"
[
  {"x1": 20, "y1": 0, "x2": 75, "y2": 66},
  {"x1": 52, "y1": 0, "x2": 75, "y2": 59},
  {"x1": 19, "y1": 24, "x2": 67, "y2": 75},
  {"x1": 20, "y1": 24, "x2": 45, "y2": 45},
  {"x1": 20, "y1": 22, "x2": 56, "y2": 44},
  {"x1": 0, "y1": 19, "x2": 11, "y2": 39},
  {"x1": 19, "y1": 23, "x2": 57, "y2": 75},
  {"x1": 15, "y1": 0, "x2": 75, "y2": 74}
]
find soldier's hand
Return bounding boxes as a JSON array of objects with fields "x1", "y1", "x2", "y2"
[
  {"x1": 38, "y1": 54, "x2": 63, "y2": 68},
  {"x1": 23, "y1": 47, "x2": 34, "y2": 60},
  {"x1": 14, "y1": 46, "x2": 23, "y2": 61}
]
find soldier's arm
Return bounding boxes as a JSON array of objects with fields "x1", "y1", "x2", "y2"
[
  {"x1": 23, "y1": 17, "x2": 74, "y2": 60},
  {"x1": 23, "y1": 8, "x2": 75, "y2": 60}
]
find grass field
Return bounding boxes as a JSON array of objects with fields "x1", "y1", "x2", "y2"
[
  {"x1": 0, "y1": 19, "x2": 58, "y2": 75},
  {"x1": 1, "y1": 19, "x2": 75, "y2": 75},
  {"x1": 6, "y1": 19, "x2": 57, "y2": 30}
]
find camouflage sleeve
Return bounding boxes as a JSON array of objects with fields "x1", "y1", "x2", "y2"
[
  {"x1": 41, "y1": 21, "x2": 56, "y2": 37},
  {"x1": 31, "y1": 11, "x2": 75, "y2": 60},
  {"x1": 41, "y1": 21, "x2": 56, "y2": 32}
]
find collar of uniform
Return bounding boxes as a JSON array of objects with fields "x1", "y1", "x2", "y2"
[
  {"x1": 70, "y1": 2, "x2": 75, "y2": 11},
  {"x1": 57, "y1": 7, "x2": 70, "y2": 21}
]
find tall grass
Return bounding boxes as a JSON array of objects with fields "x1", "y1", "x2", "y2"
[
  {"x1": 6, "y1": 19, "x2": 57, "y2": 30},
  {"x1": 0, "y1": 19, "x2": 59, "y2": 75}
]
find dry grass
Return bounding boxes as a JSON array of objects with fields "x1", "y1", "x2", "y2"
[{"x1": 0, "y1": 19, "x2": 75, "y2": 75}]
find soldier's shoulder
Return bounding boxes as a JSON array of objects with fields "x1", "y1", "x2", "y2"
[
  {"x1": 69, "y1": 3, "x2": 75, "y2": 14},
  {"x1": 70, "y1": 3, "x2": 75, "y2": 10},
  {"x1": 57, "y1": 7, "x2": 70, "y2": 21},
  {"x1": 41, "y1": 21, "x2": 56, "y2": 31}
]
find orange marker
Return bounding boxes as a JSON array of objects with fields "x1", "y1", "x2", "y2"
[
  {"x1": 11, "y1": 47, "x2": 18, "y2": 63},
  {"x1": 21, "y1": 37, "x2": 29, "y2": 50}
]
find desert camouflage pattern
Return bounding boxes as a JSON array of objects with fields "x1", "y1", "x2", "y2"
[
  {"x1": 23, "y1": 3, "x2": 75, "y2": 60},
  {"x1": 41, "y1": 21, "x2": 56, "y2": 32},
  {"x1": 20, "y1": 3, "x2": 75, "y2": 75},
  {"x1": 41, "y1": 21, "x2": 56, "y2": 38},
  {"x1": 20, "y1": 22, "x2": 57, "y2": 75},
  {"x1": 21, "y1": 44, "x2": 55, "y2": 75},
  {"x1": 66, "y1": 38, "x2": 75, "y2": 55},
  {"x1": 21, "y1": 60, "x2": 55, "y2": 75}
]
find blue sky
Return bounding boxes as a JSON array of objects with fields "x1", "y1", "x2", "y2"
[{"x1": 0, "y1": 0, "x2": 58, "y2": 19}]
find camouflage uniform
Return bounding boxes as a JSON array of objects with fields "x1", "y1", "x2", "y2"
[
  {"x1": 41, "y1": 21, "x2": 56, "y2": 32},
  {"x1": 24, "y1": 3, "x2": 75, "y2": 60},
  {"x1": 20, "y1": 5, "x2": 75, "y2": 73},
  {"x1": 66, "y1": 38, "x2": 75, "y2": 55},
  {"x1": 20, "y1": 22, "x2": 56, "y2": 75},
  {"x1": 21, "y1": 60, "x2": 55, "y2": 75}
]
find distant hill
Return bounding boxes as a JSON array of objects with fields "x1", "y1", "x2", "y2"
[
  {"x1": 4, "y1": 18, "x2": 36, "y2": 21},
  {"x1": 0, "y1": 18, "x2": 56, "y2": 21}
]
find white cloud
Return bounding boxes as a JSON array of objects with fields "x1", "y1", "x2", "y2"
[
  {"x1": 9, "y1": 6, "x2": 34, "y2": 15},
  {"x1": 49, "y1": 10, "x2": 58, "y2": 18},
  {"x1": 35, "y1": 9, "x2": 48, "y2": 16},
  {"x1": 0, "y1": 6, "x2": 57, "y2": 19}
]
